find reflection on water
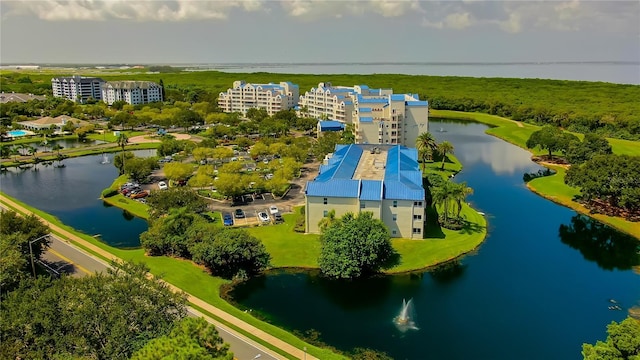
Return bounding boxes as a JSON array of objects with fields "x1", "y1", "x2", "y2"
[
  {"x1": 1, "y1": 150, "x2": 154, "y2": 248},
  {"x1": 430, "y1": 118, "x2": 540, "y2": 175},
  {"x1": 559, "y1": 215, "x2": 640, "y2": 270}
]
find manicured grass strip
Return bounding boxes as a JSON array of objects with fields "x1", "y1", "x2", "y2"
[
  {"x1": 390, "y1": 203, "x2": 487, "y2": 273},
  {"x1": 87, "y1": 130, "x2": 147, "y2": 143},
  {"x1": 102, "y1": 194, "x2": 150, "y2": 220},
  {"x1": 528, "y1": 166, "x2": 640, "y2": 238}
]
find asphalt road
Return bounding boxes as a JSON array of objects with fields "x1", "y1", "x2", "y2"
[{"x1": 39, "y1": 235, "x2": 281, "y2": 360}]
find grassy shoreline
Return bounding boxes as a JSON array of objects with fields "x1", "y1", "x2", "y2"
[{"x1": 431, "y1": 109, "x2": 640, "y2": 239}]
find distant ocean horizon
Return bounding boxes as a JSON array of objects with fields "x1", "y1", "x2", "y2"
[{"x1": 177, "y1": 61, "x2": 640, "y2": 85}]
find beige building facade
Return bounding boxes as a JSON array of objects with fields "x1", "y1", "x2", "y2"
[
  {"x1": 218, "y1": 81, "x2": 299, "y2": 116},
  {"x1": 305, "y1": 144, "x2": 426, "y2": 239}
]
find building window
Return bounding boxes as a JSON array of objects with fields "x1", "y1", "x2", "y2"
[
  {"x1": 323, "y1": 198, "x2": 328, "y2": 205},
  {"x1": 412, "y1": 228, "x2": 422, "y2": 234},
  {"x1": 393, "y1": 201, "x2": 397, "y2": 208},
  {"x1": 360, "y1": 202, "x2": 365, "y2": 209},
  {"x1": 323, "y1": 210, "x2": 328, "y2": 217},
  {"x1": 413, "y1": 214, "x2": 422, "y2": 220},
  {"x1": 392, "y1": 214, "x2": 397, "y2": 221},
  {"x1": 392, "y1": 230, "x2": 397, "y2": 235},
  {"x1": 414, "y1": 201, "x2": 423, "y2": 207}
]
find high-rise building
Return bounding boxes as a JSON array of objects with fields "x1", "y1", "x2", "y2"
[{"x1": 51, "y1": 76, "x2": 105, "y2": 103}]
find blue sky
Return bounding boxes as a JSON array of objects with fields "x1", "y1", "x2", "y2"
[{"x1": 1, "y1": 1, "x2": 638, "y2": 64}]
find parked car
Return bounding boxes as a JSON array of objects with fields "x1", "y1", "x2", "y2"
[
  {"x1": 269, "y1": 205, "x2": 279, "y2": 215},
  {"x1": 223, "y1": 213, "x2": 234, "y2": 226},
  {"x1": 273, "y1": 213, "x2": 283, "y2": 223},
  {"x1": 130, "y1": 191, "x2": 149, "y2": 199},
  {"x1": 158, "y1": 181, "x2": 168, "y2": 190},
  {"x1": 234, "y1": 209, "x2": 245, "y2": 219},
  {"x1": 258, "y1": 212, "x2": 270, "y2": 223},
  {"x1": 265, "y1": 173, "x2": 274, "y2": 180}
]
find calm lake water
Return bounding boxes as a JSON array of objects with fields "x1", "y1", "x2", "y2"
[
  {"x1": 230, "y1": 119, "x2": 640, "y2": 359},
  {"x1": 0, "y1": 150, "x2": 154, "y2": 248},
  {"x1": 184, "y1": 62, "x2": 640, "y2": 85}
]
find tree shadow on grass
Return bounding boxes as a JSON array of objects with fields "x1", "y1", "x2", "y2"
[
  {"x1": 381, "y1": 250, "x2": 401, "y2": 271},
  {"x1": 424, "y1": 206, "x2": 445, "y2": 239},
  {"x1": 458, "y1": 219, "x2": 486, "y2": 235}
]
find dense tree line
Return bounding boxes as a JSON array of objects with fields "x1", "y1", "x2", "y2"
[
  {"x1": 4, "y1": 70, "x2": 638, "y2": 139},
  {"x1": 565, "y1": 154, "x2": 640, "y2": 218},
  {"x1": 0, "y1": 262, "x2": 188, "y2": 360}
]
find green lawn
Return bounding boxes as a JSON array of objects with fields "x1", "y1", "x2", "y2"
[{"x1": 87, "y1": 130, "x2": 147, "y2": 143}]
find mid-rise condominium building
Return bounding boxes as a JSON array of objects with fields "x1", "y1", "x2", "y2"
[
  {"x1": 51, "y1": 76, "x2": 105, "y2": 103},
  {"x1": 218, "y1": 81, "x2": 299, "y2": 116},
  {"x1": 298, "y1": 82, "x2": 428, "y2": 147},
  {"x1": 101, "y1": 81, "x2": 163, "y2": 105},
  {"x1": 353, "y1": 93, "x2": 429, "y2": 148},
  {"x1": 305, "y1": 144, "x2": 426, "y2": 239},
  {"x1": 297, "y1": 82, "x2": 391, "y2": 124}
]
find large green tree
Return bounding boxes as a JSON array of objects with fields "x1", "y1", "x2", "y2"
[
  {"x1": 526, "y1": 125, "x2": 579, "y2": 159},
  {"x1": 146, "y1": 187, "x2": 208, "y2": 217},
  {"x1": 0, "y1": 261, "x2": 187, "y2": 360},
  {"x1": 565, "y1": 154, "x2": 640, "y2": 213},
  {"x1": 582, "y1": 317, "x2": 640, "y2": 360},
  {"x1": 191, "y1": 228, "x2": 271, "y2": 280},
  {"x1": 141, "y1": 206, "x2": 201, "y2": 257},
  {"x1": 0, "y1": 211, "x2": 50, "y2": 289},
  {"x1": 437, "y1": 141, "x2": 455, "y2": 170},
  {"x1": 163, "y1": 162, "x2": 194, "y2": 183},
  {"x1": 131, "y1": 317, "x2": 233, "y2": 360},
  {"x1": 565, "y1": 133, "x2": 613, "y2": 165},
  {"x1": 318, "y1": 211, "x2": 395, "y2": 279}
]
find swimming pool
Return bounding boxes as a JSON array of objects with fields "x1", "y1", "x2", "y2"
[{"x1": 7, "y1": 130, "x2": 34, "y2": 137}]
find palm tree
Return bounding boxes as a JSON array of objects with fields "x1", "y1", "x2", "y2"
[
  {"x1": 9, "y1": 146, "x2": 20, "y2": 162},
  {"x1": 431, "y1": 182, "x2": 455, "y2": 223},
  {"x1": 117, "y1": 133, "x2": 129, "y2": 175},
  {"x1": 416, "y1": 132, "x2": 438, "y2": 169},
  {"x1": 451, "y1": 182, "x2": 474, "y2": 219},
  {"x1": 317, "y1": 209, "x2": 338, "y2": 232},
  {"x1": 438, "y1": 141, "x2": 455, "y2": 171},
  {"x1": 51, "y1": 143, "x2": 63, "y2": 157}
]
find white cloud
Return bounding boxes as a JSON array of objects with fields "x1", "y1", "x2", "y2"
[
  {"x1": 2, "y1": 0, "x2": 638, "y2": 35},
  {"x1": 2, "y1": 0, "x2": 266, "y2": 21}
]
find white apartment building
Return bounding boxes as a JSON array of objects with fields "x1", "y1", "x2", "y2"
[
  {"x1": 305, "y1": 144, "x2": 426, "y2": 239},
  {"x1": 51, "y1": 76, "x2": 105, "y2": 103},
  {"x1": 101, "y1": 81, "x2": 163, "y2": 105},
  {"x1": 297, "y1": 82, "x2": 392, "y2": 124},
  {"x1": 353, "y1": 93, "x2": 429, "y2": 148},
  {"x1": 218, "y1": 81, "x2": 299, "y2": 116}
]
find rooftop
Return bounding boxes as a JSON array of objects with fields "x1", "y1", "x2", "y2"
[{"x1": 306, "y1": 144, "x2": 424, "y2": 201}]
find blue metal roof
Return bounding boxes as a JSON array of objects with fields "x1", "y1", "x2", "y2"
[
  {"x1": 406, "y1": 101, "x2": 428, "y2": 107},
  {"x1": 360, "y1": 180, "x2": 383, "y2": 200},
  {"x1": 306, "y1": 179, "x2": 360, "y2": 198},
  {"x1": 319, "y1": 120, "x2": 345, "y2": 131},
  {"x1": 359, "y1": 116, "x2": 373, "y2": 123},
  {"x1": 306, "y1": 144, "x2": 425, "y2": 202},
  {"x1": 359, "y1": 107, "x2": 372, "y2": 112},
  {"x1": 390, "y1": 94, "x2": 406, "y2": 101},
  {"x1": 343, "y1": 100, "x2": 353, "y2": 105}
]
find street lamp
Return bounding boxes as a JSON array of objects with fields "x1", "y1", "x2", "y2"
[
  {"x1": 303, "y1": 346, "x2": 307, "y2": 360},
  {"x1": 29, "y1": 234, "x2": 50, "y2": 276}
]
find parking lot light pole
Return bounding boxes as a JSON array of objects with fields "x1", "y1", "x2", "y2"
[{"x1": 29, "y1": 234, "x2": 51, "y2": 276}]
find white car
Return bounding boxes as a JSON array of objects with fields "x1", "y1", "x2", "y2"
[
  {"x1": 269, "y1": 205, "x2": 279, "y2": 215},
  {"x1": 158, "y1": 181, "x2": 168, "y2": 190},
  {"x1": 258, "y1": 212, "x2": 270, "y2": 223}
]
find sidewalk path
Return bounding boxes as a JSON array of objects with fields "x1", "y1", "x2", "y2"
[{"x1": 0, "y1": 194, "x2": 317, "y2": 360}]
